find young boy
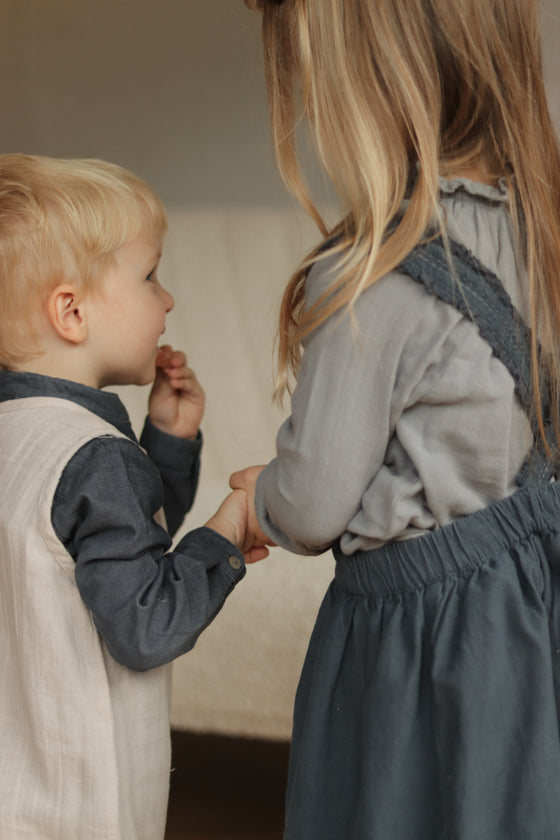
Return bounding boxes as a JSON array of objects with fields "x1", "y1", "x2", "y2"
[{"x1": 0, "y1": 154, "x2": 267, "y2": 840}]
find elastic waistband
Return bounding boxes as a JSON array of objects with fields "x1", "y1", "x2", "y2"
[{"x1": 334, "y1": 482, "x2": 560, "y2": 597}]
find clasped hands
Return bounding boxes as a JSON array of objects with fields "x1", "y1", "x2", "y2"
[
  {"x1": 229, "y1": 465, "x2": 272, "y2": 561},
  {"x1": 204, "y1": 465, "x2": 273, "y2": 564}
]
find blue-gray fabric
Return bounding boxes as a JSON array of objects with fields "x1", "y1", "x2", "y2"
[
  {"x1": 0, "y1": 371, "x2": 245, "y2": 671},
  {"x1": 0, "y1": 370, "x2": 201, "y2": 536},
  {"x1": 286, "y1": 482, "x2": 560, "y2": 840},
  {"x1": 282, "y1": 242, "x2": 560, "y2": 840},
  {"x1": 255, "y1": 178, "x2": 532, "y2": 555},
  {"x1": 398, "y1": 235, "x2": 556, "y2": 486}
]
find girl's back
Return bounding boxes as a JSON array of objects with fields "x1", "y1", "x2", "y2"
[
  {"x1": 239, "y1": 1, "x2": 560, "y2": 837},
  {"x1": 257, "y1": 176, "x2": 532, "y2": 554}
]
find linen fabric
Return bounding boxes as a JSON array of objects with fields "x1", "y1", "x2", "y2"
[
  {"x1": 0, "y1": 398, "x2": 171, "y2": 840},
  {"x1": 255, "y1": 178, "x2": 532, "y2": 554},
  {"x1": 257, "y1": 179, "x2": 560, "y2": 838},
  {"x1": 284, "y1": 481, "x2": 560, "y2": 840}
]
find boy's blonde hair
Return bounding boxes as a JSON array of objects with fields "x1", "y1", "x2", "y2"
[
  {"x1": 248, "y1": 0, "x2": 560, "y2": 448},
  {"x1": 0, "y1": 154, "x2": 167, "y2": 368}
]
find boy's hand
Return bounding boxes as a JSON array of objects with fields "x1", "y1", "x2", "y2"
[
  {"x1": 148, "y1": 345, "x2": 205, "y2": 439},
  {"x1": 229, "y1": 465, "x2": 273, "y2": 554},
  {"x1": 205, "y1": 489, "x2": 270, "y2": 564}
]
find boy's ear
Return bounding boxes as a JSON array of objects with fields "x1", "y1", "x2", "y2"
[{"x1": 47, "y1": 285, "x2": 88, "y2": 344}]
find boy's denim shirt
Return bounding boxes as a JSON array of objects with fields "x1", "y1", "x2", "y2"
[{"x1": 0, "y1": 370, "x2": 245, "y2": 671}]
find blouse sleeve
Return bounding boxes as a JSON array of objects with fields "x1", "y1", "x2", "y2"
[{"x1": 254, "y1": 258, "x2": 464, "y2": 555}]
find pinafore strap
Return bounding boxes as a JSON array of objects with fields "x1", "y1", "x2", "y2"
[{"x1": 398, "y1": 236, "x2": 557, "y2": 487}]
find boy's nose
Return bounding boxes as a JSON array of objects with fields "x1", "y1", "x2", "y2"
[{"x1": 162, "y1": 286, "x2": 174, "y2": 313}]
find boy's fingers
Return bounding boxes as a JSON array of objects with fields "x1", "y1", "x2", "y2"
[
  {"x1": 230, "y1": 466, "x2": 266, "y2": 492},
  {"x1": 168, "y1": 351, "x2": 187, "y2": 368},
  {"x1": 156, "y1": 346, "x2": 188, "y2": 369},
  {"x1": 244, "y1": 546, "x2": 269, "y2": 564},
  {"x1": 229, "y1": 469, "x2": 246, "y2": 490},
  {"x1": 165, "y1": 348, "x2": 187, "y2": 367},
  {"x1": 155, "y1": 347, "x2": 172, "y2": 369}
]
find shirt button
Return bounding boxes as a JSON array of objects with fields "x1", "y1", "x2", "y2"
[{"x1": 228, "y1": 555, "x2": 242, "y2": 570}]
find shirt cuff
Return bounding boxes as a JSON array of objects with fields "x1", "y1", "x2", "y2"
[
  {"x1": 139, "y1": 417, "x2": 203, "y2": 474},
  {"x1": 179, "y1": 526, "x2": 246, "y2": 578}
]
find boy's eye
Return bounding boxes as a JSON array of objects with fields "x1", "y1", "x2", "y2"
[{"x1": 146, "y1": 270, "x2": 156, "y2": 283}]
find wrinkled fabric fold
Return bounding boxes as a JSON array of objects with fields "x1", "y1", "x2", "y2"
[{"x1": 284, "y1": 482, "x2": 560, "y2": 840}]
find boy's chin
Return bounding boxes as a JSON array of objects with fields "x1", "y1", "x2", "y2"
[
  {"x1": 129, "y1": 359, "x2": 158, "y2": 387},
  {"x1": 135, "y1": 369, "x2": 157, "y2": 387},
  {"x1": 101, "y1": 366, "x2": 156, "y2": 389}
]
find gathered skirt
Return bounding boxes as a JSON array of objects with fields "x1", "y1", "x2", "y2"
[{"x1": 284, "y1": 482, "x2": 560, "y2": 840}]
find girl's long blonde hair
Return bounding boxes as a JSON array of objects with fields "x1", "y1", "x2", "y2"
[{"x1": 247, "y1": 0, "x2": 560, "y2": 448}]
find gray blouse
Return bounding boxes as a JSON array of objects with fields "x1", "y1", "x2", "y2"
[{"x1": 255, "y1": 178, "x2": 533, "y2": 555}]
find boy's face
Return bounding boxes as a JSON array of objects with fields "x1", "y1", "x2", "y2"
[{"x1": 87, "y1": 235, "x2": 174, "y2": 388}]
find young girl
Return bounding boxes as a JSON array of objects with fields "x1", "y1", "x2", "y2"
[{"x1": 232, "y1": 1, "x2": 560, "y2": 838}]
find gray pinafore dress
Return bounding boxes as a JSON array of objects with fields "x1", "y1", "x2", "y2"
[{"x1": 283, "y1": 239, "x2": 560, "y2": 840}]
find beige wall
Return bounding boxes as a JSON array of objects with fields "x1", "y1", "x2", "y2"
[
  {"x1": 2, "y1": 1, "x2": 559, "y2": 740},
  {"x1": 2, "y1": 0, "x2": 559, "y2": 207},
  {"x1": 542, "y1": 0, "x2": 560, "y2": 125},
  {"x1": 0, "y1": 0, "x2": 283, "y2": 206}
]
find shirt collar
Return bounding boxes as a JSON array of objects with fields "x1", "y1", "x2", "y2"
[
  {"x1": 438, "y1": 174, "x2": 508, "y2": 204},
  {"x1": 0, "y1": 371, "x2": 137, "y2": 441}
]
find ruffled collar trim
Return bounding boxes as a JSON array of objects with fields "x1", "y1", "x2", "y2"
[{"x1": 438, "y1": 175, "x2": 508, "y2": 204}]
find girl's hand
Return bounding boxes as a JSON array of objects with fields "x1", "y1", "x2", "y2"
[
  {"x1": 229, "y1": 465, "x2": 274, "y2": 555},
  {"x1": 148, "y1": 345, "x2": 205, "y2": 439},
  {"x1": 205, "y1": 489, "x2": 270, "y2": 564}
]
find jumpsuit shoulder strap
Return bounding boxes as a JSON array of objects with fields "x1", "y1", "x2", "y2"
[{"x1": 397, "y1": 235, "x2": 556, "y2": 487}]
